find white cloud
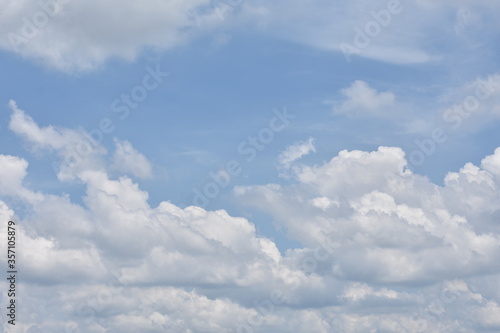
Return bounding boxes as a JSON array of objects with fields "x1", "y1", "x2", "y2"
[
  {"x1": 8, "y1": 100, "x2": 107, "y2": 181},
  {"x1": 309, "y1": 196, "x2": 339, "y2": 211},
  {"x1": 241, "y1": 0, "x2": 500, "y2": 66},
  {"x1": 2, "y1": 1, "x2": 500, "y2": 73},
  {"x1": 8, "y1": 102, "x2": 156, "y2": 181},
  {"x1": 278, "y1": 137, "x2": 316, "y2": 168},
  {"x1": 334, "y1": 80, "x2": 396, "y2": 117},
  {"x1": 481, "y1": 147, "x2": 500, "y2": 178},
  {"x1": 8, "y1": 100, "x2": 82, "y2": 150},
  {"x1": 0, "y1": 0, "x2": 224, "y2": 72},
  {"x1": 3, "y1": 108, "x2": 500, "y2": 332},
  {"x1": 236, "y1": 146, "x2": 500, "y2": 286},
  {"x1": 239, "y1": 0, "x2": 435, "y2": 65},
  {"x1": 0, "y1": 154, "x2": 28, "y2": 196},
  {"x1": 111, "y1": 139, "x2": 153, "y2": 179}
]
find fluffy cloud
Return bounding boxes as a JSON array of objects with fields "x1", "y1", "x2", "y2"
[
  {"x1": 0, "y1": 0, "x2": 225, "y2": 72},
  {"x1": 1, "y1": 107, "x2": 300, "y2": 332},
  {"x1": 236, "y1": 146, "x2": 500, "y2": 284},
  {"x1": 235, "y1": 145, "x2": 500, "y2": 330},
  {"x1": 111, "y1": 139, "x2": 153, "y2": 179},
  {"x1": 0, "y1": 154, "x2": 28, "y2": 196},
  {"x1": 8, "y1": 100, "x2": 107, "y2": 181},
  {"x1": 2, "y1": 107, "x2": 500, "y2": 332},
  {"x1": 8, "y1": 100, "x2": 86, "y2": 150},
  {"x1": 8, "y1": 101, "x2": 154, "y2": 182}
]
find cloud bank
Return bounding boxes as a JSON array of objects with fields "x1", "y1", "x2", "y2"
[{"x1": 1, "y1": 104, "x2": 500, "y2": 332}]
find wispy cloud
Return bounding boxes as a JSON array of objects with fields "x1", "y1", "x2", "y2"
[
  {"x1": 333, "y1": 80, "x2": 395, "y2": 117},
  {"x1": 278, "y1": 137, "x2": 316, "y2": 168}
]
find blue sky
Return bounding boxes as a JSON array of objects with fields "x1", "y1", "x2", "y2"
[{"x1": 1, "y1": 0, "x2": 500, "y2": 332}]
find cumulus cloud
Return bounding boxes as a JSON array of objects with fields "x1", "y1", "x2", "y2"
[
  {"x1": 334, "y1": 80, "x2": 396, "y2": 117},
  {"x1": 236, "y1": 146, "x2": 500, "y2": 284},
  {"x1": 8, "y1": 101, "x2": 155, "y2": 182},
  {"x1": 8, "y1": 100, "x2": 107, "y2": 181},
  {"x1": 0, "y1": 106, "x2": 297, "y2": 332},
  {"x1": 0, "y1": 154, "x2": 28, "y2": 196},
  {"x1": 8, "y1": 100, "x2": 84, "y2": 150},
  {"x1": 235, "y1": 145, "x2": 500, "y2": 330},
  {"x1": 111, "y1": 139, "x2": 153, "y2": 179},
  {"x1": 2, "y1": 106, "x2": 500, "y2": 332}
]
